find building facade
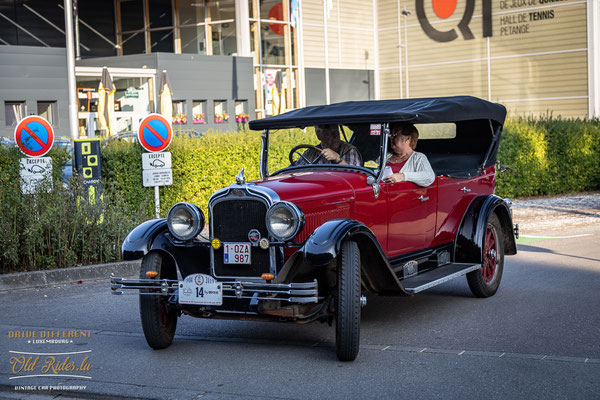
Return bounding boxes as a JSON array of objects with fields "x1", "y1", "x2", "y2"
[{"x1": 1, "y1": 0, "x2": 598, "y2": 138}]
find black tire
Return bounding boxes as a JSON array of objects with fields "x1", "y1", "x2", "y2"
[
  {"x1": 336, "y1": 241, "x2": 361, "y2": 361},
  {"x1": 467, "y1": 213, "x2": 504, "y2": 298},
  {"x1": 139, "y1": 252, "x2": 178, "y2": 349}
]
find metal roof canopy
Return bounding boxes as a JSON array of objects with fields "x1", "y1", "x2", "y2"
[{"x1": 249, "y1": 96, "x2": 507, "y2": 130}]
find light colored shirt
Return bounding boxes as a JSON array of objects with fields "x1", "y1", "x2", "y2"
[{"x1": 386, "y1": 151, "x2": 435, "y2": 187}]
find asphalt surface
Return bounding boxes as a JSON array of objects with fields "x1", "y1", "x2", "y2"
[{"x1": 1, "y1": 200, "x2": 599, "y2": 399}]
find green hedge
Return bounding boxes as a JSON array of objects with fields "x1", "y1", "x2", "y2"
[
  {"x1": 1, "y1": 117, "x2": 598, "y2": 272},
  {"x1": 496, "y1": 117, "x2": 600, "y2": 197}
]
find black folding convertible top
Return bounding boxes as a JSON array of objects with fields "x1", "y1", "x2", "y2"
[{"x1": 249, "y1": 95, "x2": 507, "y2": 130}]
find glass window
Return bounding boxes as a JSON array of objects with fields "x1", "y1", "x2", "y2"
[
  {"x1": 261, "y1": 22, "x2": 285, "y2": 65},
  {"x1": 415, "y1": 123, "x2": 457, "y2": 139},
  {"x1": 5, "y1": 101, "x2": 26, "y2": 127},
  {"x1": 149, "y1": 0, "x2": 173, "y2": 29},
  {"x1": 179, "y1": 0, "x2": 205, "y2": 25},
  {"x1": 120, "y1": 0, "x2": 144, "y2": 32},
  {"x1": 214, "y1": 100, "x2": 228, "y2": 123},
  {"x1": 207, "y1": 0, "x2": 235, "y2": 21},
  {"x1": 150, "y1": 29, "x2": 174, "y2": 52},
  {"x1": 234, "y1": 100, "x2": 248, "y2": 122},
  {"x1": 193, "y1": 100, "x2": 206, "y2": 123},
  {"x1": 260, "y1": 0, "x2": 284, "y2": 21},
  {"x1": 37, "y1": 101, "x2": 57, "y2": 125},
  {"x1": 173, "y1": 100, "x2": 187, "y2": 124},
  {"x1": 211, "y1": 23, "x2": 237, "y2": 56},
  {"x1": 180, "y1": 26, "x2": 207, "y2": 54},
  {"x1": 122, "y1": 32, "x2": 146, "y2": 55}
]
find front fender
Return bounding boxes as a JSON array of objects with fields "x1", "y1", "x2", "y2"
[
  {"x1": 455, "y1": 195, "x2": 517, "y2": 263},
  {"x1": 303, "y1": 219, "x2": 408, "y2": 295},
  {"x1": 121, "y1": 219, "x2": 168, "y2": 260}
]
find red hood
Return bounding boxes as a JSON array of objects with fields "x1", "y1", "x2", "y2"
[{"x1": 252, "y1": 171, "x2": 365, "y2": 203}]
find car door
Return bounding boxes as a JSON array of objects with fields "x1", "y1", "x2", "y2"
[{"x1": 384, "y1": 179, "x2": 438, "y2": 257}]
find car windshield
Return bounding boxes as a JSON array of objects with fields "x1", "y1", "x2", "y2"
[
  {"x1": 266, "y1": 125, "x2": 380, "y2": 176},
  {"x1": 265, "y1": 121, "x2": 483, "y2": 178}
]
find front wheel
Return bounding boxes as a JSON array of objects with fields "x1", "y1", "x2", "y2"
[
  {"x1": 139, "y1": 252, "x2": 178, "y2": 349},
  {"x1": 336, "y1": 241, "x2": 361, "y2": 361},
  {"x1": 467, "y1": 213, "x2": 504, "y2": 298}
]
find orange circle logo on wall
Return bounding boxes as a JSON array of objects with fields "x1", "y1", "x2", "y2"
[
  {"x1": 417, "y1": 0, "x2": 492, "y2": 42},
  {"x1": 432, "y1": 0, "x2": 458, "y2": 19}
]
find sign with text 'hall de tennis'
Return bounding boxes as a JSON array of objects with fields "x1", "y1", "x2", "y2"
[
  {"x1": 14, "y1": 116, "x2": 54, "y2": 157},
  {"x1": 137, "y1": 114, "x2": 173, "y2": 153}
]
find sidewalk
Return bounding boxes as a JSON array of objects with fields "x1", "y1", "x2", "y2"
[
  {"x1": 511, "y1": 191, "x2": 600, "y2": 235},
  {"x1": 0, "y1": 260, "x2": 140, "y2": 292}
]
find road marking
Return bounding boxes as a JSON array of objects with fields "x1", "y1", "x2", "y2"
[
  {"x1": 382, "y1": 345, "x2": 390, "y2": 351},
  {"x1": 1, "y1": 324, "x2": 598, "y2": 365},
  {"x1": 520, "y1": 234, "x2": 593, "y2": 239}
]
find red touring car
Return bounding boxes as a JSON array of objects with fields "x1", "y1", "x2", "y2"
[{"x1": 111, "y1": 96, "x2": 517, "y2": 361}]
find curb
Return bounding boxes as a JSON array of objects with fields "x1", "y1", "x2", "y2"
[{"x1": 0, "y1": 260, "x2": 141, "y2": 291}]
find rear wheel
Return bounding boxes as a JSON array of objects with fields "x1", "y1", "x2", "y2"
[
  {"x1": 139, "y1": 252, "x2": 178, "y2": 349},
  {"x1": 467, "y1": 213, "x2": 504, "y2": 298},
  {"x1": 336, "y1": 241, "x2": 361, "y2": 361}
]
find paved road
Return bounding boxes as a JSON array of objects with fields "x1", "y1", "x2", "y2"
[{"x1": 2, "y1": 228, "x2": 599, "y2": 399}]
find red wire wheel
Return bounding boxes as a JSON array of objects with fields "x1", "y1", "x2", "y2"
[{"x1": 467, "y1": 213, "x2": 504, "y2": 298}]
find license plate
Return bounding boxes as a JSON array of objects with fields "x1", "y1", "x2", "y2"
[
  {"x1": 178, "y1": 273, "x2": 222, "y2": 305},
  {"x1": 223, "y1": 242, "x2": 251, "y2": 264}
]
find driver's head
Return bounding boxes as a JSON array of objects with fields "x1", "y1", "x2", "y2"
[{"x1": 315, "y1": 124, "x2": 340, "y2": 149}]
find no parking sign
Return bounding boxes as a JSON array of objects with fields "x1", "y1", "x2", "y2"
[
  {"x1": 14, "y1": 116, "x2": 54, "y2": 157},
  {"x1": 137, "y1": 114, "x2": 173, "y2": 153}
]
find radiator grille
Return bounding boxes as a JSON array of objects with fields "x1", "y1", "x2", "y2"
[{"x1": 212, "y1": 199, "x2": 271, "y2": 277}]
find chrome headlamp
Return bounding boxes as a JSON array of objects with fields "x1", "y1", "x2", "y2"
[
  {"x1": 265, "y1": 201, "x2": 304, "y2": 241},
  {"x1": 167, "y1": 202, "x2": 204, "y2": 241}
]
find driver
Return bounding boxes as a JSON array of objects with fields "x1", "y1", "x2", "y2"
[{"x1": 295, "y1": 124, "x2": 362, "y2": 166}]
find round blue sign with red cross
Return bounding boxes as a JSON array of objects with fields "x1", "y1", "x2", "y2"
[
  {"x1": 14, "y1": 116, "x2": 55, "y2": 157},
  {"x1": 138, "y1": 114, "x2": 173, "y2": 153}
]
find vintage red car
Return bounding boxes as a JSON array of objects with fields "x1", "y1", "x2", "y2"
[{"x1": 111, "y1": 96, "x2": 517, "y2": 361}]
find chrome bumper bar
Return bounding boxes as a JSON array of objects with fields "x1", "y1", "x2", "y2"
[{"x1": 110, "y1": 275, "x2": 319, "y2": 304}]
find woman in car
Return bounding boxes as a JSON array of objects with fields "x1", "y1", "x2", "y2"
[{"x1": 382, "y1": 123, "x2": 435, "y2": 187}]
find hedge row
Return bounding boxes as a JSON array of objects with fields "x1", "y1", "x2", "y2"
[
  {"x1": 495, "y1": 117, "x2": 600, "y2": 197},
  {"x1": 1, "y1": 118, "x2": 598, "y2": 272}
]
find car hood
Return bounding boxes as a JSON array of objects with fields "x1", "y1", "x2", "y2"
[{"x1": 253, "y1": 170, "x2": 360, "y2": 204}]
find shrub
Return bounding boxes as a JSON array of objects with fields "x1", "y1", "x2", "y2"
[
  {"x1": 496, "y1": 117, "x2": 600, "y2": 197},
  {"x1": 0, "y1": 145, "x2": 146, "y2": 273}
]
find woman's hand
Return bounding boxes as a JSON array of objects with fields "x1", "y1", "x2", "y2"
[{"x1": 383, "y1": 172, "x2": 405, "y2": 183}]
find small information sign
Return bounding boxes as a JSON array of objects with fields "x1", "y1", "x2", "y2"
[
  {"x1": 142, "y1": 152, "x2": 172, "y2": 170},
  {"x1": 19, "y1": 157, "x2": 53, "y2": 194},
  {"x1": 143, "y1": 169, "x2": 173, "y2": 187}
]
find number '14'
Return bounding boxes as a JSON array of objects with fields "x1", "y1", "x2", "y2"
[{"x1": 196, "y1": 287, "x2": 204, "y2": 297}]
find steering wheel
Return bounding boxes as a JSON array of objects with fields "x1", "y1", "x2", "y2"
[{"x1": 289, "y1": 144, "x2": 323, "y2": 165}]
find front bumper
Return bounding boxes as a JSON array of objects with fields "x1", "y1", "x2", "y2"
[{"x1": 110, "y1": 275, "x2": 319, "y2": 304}]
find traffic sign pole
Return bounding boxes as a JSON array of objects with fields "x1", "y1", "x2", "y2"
[
  {"x1": 154, "y1": 186, "x2": 160, "y2": 218},
  {"x1": 138, "y1": 114, "x2": 174, "y2": 218}
]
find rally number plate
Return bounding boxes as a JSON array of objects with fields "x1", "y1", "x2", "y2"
[
  {"x1": 178, "y1": 273, "x2": 222, "y2": 305},
  {"x1": 223, "y1": 242, "x2": 251, "y2": 264}
]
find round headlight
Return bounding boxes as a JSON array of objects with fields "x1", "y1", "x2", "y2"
[
  {"x1": 266, "y1": 202, "x2": 304, "y2": 241},
  {"x1": 167, "y1": 202, "x2": 204, "y2": 241}
]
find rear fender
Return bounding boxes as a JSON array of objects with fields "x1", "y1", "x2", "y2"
[
  {"x1": 455, "y1": 195, "x2": 517, "y2": 264},
  {"x1": 303, "y1": 219, "x2": 408, "y2": 295}
]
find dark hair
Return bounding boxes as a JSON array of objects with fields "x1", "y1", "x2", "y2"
[{"x1": 390, "y1": 123, "x2": 419, "y2": 150}]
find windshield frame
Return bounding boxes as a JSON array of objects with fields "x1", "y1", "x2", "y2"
[{"x1": 259, "y1": 124, "x2": 390, "y2": 180}]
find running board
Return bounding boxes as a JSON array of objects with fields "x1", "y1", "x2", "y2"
[{"x1": 402, "y1": 263, "x2": 481, "y2": 294}]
